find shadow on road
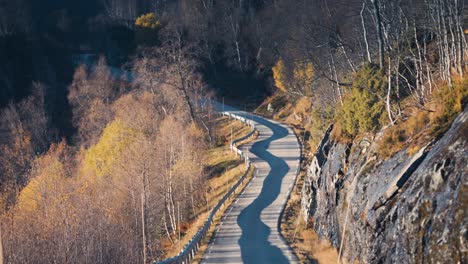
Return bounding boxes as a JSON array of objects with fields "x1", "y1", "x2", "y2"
[{"x1": 236, "y1": 115, "x2": 291, "y2": 264}]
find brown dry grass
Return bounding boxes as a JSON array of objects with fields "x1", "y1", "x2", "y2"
[
  {"x1": 214, "y1": 116, "x2": 252, "y2": 146},
  {"x1": 283, "y1": 97, "x2": 312, "y2": 126},
  {"x1": 280, "y1": 169, "x2": 339, "y2": 264},
  {"x1": 298, "y1": 228, "x2": 340, "y2": 264},
  {"x1": 255, "y1": 93, "x2": 289, "y2": 119},
  {"x1": 378, "y1": 77, "x2": 467, "y2": 158},
  {"x1": 191, "y1": 165, "x2": 255, "y2": 264},
  {"x1": 163, "y1": 115, "x2": 256, "y2": 259}
]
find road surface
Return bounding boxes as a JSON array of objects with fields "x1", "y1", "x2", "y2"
[{"x1": 202, "y1": 104, "x2": 300, "y2": 264}]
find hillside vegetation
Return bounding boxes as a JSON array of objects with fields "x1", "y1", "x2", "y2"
[{"x1": 0, "y1": 0, "x2": 466, "y2": 263}]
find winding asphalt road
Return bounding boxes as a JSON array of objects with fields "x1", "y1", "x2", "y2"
[{"x1": 202, "y1": 104, "x2": 300, "y2": 264}]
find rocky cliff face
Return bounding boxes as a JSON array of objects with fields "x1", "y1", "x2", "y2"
[{"x1": 301, "y1": 108, "x2": 467, "y2": 263}]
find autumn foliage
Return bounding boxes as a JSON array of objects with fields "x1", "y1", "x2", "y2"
[
  {"x1": 272, "y1": 59, "x2": 315, "y2": 96},
  {"x1": 82, "y1": 119, "x2": 139, "y2": 178},
  {"x1": 0, "y1": 54, "x2": 212, "y2": 263},
  {"x1": 272, "y1": 59, "x2": 288, "y2": 92},
  {"x1": 135, "y1": 13, "x2": 161, "y2": 29}
]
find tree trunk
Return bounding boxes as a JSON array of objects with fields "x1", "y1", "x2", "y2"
[
  {"x1": 330, "y1": 53, "x2": 343, "y2": 105},
  {"x1": 235, "y1": 40, "x2": 242, "y2": 70},
  {"x1": 414, "y1": 24, "x2": 426, "y2": 102},
  {"x1": 140, "y1": 190, "x2": 147, "y2": 264},
  {"x1": 181, "y1": 85, "x2": 196, "y2": 122},
  {"x1": 0, "y1": 224, "x2": 3, "y2": 264},
  {"x1": 361, "y1": 2, "x2": 372, "y2": 64},
  {"x1": 455, "y1": 0, "x2": 464, "y2": 76},
  {"x1": 168, "y1": 148, "x2": 177, "y2": 236},
  {"x1": 163, "y1": 211, "x2": 174, "y2": 244},
  {"x1": 371, "y1": 0, "x2": 384, "y2": 68},
  {"x1": 387, "y1": 60, "x2": 395, "y2": 125}
]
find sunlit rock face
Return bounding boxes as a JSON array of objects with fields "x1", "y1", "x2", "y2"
[{"x1": 301, "y1": 108, "x2": 467, "y2": 263}]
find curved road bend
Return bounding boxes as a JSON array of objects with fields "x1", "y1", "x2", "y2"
[{"x1": 202, "y1": 104, "x2": 300, "y2": 264}]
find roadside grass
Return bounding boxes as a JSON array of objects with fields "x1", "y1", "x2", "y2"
[
  {"x1": 191, "y1": 165, "x2": 255, "y2": 264},
  {"x1": 280, "y1": 169, "x2": 340, "y2": 264},
  {"x1": 190, "y1": 115, "x2": 258, "y2": 263},
  {"x1": 162, "y1": 115, "x2": 256, "y2": 259}
]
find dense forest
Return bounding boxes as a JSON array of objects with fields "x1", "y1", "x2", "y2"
[{"x1": 0, "y1": 0, "x2": 466, "y2": 263}]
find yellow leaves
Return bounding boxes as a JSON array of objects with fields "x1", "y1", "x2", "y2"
[
  {"x1": 17, "y1": 141, "x2": 70, "y2": 213},
  {"x1": 15, "y1": 143, "x2": 79, "y2": 241},
  {"x1": 272, "y1": 59, "x2": 288, "y2": 92},
  {"x1": 272, "y1": 59, "x2": 315, "y2": 94},
  {"x1": 170, "y1": 158, "x2": 194, "y2": 176},
  {"x1": 82, "y1": 119, "x2": 140, "y2": 178},
  {"x1": 293, "y1": 61, "x2": 315, "y2": 87},
  {"x1": 187, "y1": 122, "x2": 205, "y2": 142},
  {"x1": 112, "y1": 92, "x2": 159, "y2": 135},
  {"x1": 1, "y1": 125, "x2": 33, "y2": 164},
  {"x1": 18, "y1": 160, "x2": 64, "y2": 212},
  {"x1": 135, "y1": 13, "x2": 161, "y2": 29}
]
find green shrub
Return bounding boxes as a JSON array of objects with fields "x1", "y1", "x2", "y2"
[
  {"x1": 335, "y1": 64, "x2": 387, "y2": 138},
  {"x1": 308, "y1": 105, "x2": 334, "y2": 148},
  {"x1": 352, "y1": 63, "x2": 387, "y2": 95}
]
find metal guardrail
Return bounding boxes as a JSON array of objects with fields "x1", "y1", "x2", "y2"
[{"x1": 155, "y1": 111, "x2": 257, "y2": 264}]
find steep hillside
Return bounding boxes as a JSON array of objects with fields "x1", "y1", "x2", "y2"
[{"x1": 299, "y1": 107, "x2": 467, "y2": 263}]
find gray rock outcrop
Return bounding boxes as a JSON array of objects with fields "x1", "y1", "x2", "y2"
[{"x1": 300, "y1": 108, "x2": 467, "y2": 263}]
